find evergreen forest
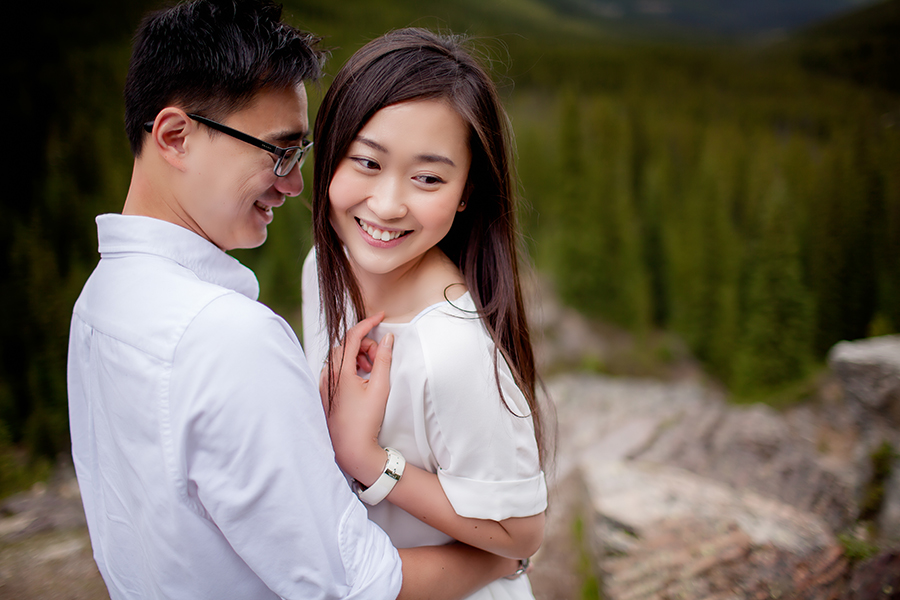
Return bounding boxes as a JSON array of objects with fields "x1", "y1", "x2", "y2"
[{"x1": 1, "y1": 0, "x2": 898, "y2": 494}]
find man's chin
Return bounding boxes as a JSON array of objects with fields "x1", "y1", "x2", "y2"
[{"x1": 223, "y1": 230, "x2": 268, "y2": 252}]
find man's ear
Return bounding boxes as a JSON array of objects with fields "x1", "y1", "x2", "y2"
[{"x1": 146, "y1": 108, "x2": 193, "y2": 171}]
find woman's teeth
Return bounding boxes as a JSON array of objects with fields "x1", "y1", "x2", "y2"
[{"x1": 359, "y1": 220, "x2": 406, "y2": 242}]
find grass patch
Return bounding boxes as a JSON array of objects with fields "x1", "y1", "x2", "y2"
[
  {"x1": 0, "y1": 436, "x2": 53, "y2": 501},
  {"x1": 838, "y1": 531, "x2": 880, "y2": 565},
  {"x1": 572, "y1": 516, "x2": 604, "y2": 600},
  {"x1": 859, "y1": 441, "x2": 897, "y2": 522},
  {"x1": 837, "y1": 441, "x2": 896, "y2": 565},
  {"x1": 728, "y1": 365, "x2": 829, "y2": 410}
]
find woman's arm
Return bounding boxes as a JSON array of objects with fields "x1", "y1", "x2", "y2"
[
  {"x1": 341, "y1": 440, "x2": 544, "y2": 559},
  {"x1": 329, "y1": 316, "x2": 524, "y2": 598},
  {"x1": 388, "y1": 459, "x2": 544, "y2": 559},
  {"x1": 327, "y1": 316, "x2": 544, "y2": 559}
]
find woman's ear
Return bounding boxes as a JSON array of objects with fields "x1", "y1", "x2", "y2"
[
  {"x1": 147, "y1": 108, "x2": 193, "y2": 172},
  {"x1": 457, "y1": 181, "x2": 474, "y2": 212}
]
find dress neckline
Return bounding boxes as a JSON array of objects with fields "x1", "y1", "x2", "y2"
[{"x1": 378, "y1": 291, "x2": 474, "y2": 327}]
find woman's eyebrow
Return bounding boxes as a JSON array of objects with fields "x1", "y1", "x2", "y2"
[
  {"x1": 415, "y1": 153, "x2": 455, "y2": 167},
  {"x1": 355, "y1": 135, "x2": 456, "y2": 167},
  {"x1": 356, "y1": 136, "x2": 388, "y2": 153}
]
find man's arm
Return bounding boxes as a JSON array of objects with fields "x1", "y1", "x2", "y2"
[
  {"x1": 175, "y1": 300, "x2": 403, "y2": 597},
  {"x1": 397, "y1": 544, "x2": 518, "y2": 600}
]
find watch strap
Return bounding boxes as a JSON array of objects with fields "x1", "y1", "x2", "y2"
[{"x1": 355, "y1": 447, "x2": 406, "y2": 505}]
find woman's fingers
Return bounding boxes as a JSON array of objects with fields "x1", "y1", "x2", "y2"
[
  {"x1": 366, "y1": 332, "x2": 393, "y2": 408},
  {"x1": 357, "y1": 336, "x2": 378, "y2": 372}
]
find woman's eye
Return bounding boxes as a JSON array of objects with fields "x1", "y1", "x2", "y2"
[
  {"x1": 416, "y1": 174, "x2": 445, "y2": 186},
  {"x1": 351, "y1": 157, "x2": 380, "y2": 170}
]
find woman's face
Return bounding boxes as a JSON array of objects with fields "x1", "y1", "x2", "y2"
[{"x1": 328, "y1": 99, "x2": 471, "y2": 280}]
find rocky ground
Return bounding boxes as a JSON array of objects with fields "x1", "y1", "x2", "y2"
[
  {"x1": 0, "y1": 463, "x2": 107, "y2": 600},
  {"x1": 528, "y1": 280, "x2": 900, "y2": 599},
  {"x1": 3, "y1": 282, "x2": 900, "y2": 598}
]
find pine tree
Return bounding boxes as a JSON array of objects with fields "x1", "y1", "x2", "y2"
[{"x1": 734, "y1": 174, "x2": 814, "y2": 393}]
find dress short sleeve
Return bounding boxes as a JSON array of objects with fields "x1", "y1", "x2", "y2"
[{"x1": 414, "y1": 299, "x2": 547, "y2": 522}]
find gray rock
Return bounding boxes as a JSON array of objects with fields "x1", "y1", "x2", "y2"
[
  {"x1": 828, "y1": 335, "x2": 900, "y2": 545},
  {"x1": 544, "y1": 371, "x2": 858, "y2": 598},
  {"x1": 583, "y1": 460, "x2": 834, "y2": 555},
  {"x1": 879, "y1": 454, "x2": 900, "y2": 545},
  {"x1": 529, "y1": 284, "x2": 900, "y2": 598},
  {"x1": 828, "y1": 335, "x2": 900, "y2": 428}
]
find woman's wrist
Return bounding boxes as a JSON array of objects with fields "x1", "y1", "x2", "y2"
[
  {"x1": 334, "y1": 439, "x2": 386, "y2": 487},
  {"x1": 354, "y1": 447, "x2": 406, "y2": 505}
]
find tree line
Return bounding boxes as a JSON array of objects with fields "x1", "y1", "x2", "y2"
[{"x1": 510, "y1": 43, "x2": 898, "y2": 397}]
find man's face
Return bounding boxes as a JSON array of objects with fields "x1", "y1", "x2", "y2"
[{"x1": 181, "y1": 84, "x2": 310, "y2": 251}]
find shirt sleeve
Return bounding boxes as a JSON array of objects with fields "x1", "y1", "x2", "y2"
[
  {"x1": 416, "y1": 311, "x2": 548, "y2": 522},
  {"x1": 301, "y1": 247, "x2": 329, "y2": 377},
  {"x1": 168, "y1": 293, "x2": 401, "y2": 600}
]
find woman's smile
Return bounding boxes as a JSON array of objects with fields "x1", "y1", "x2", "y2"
[
  {"x1": 328, "y1": 99, "x2": 472, "y2": 279},
  {"x1": 356, "y1": 217, "x2": 410, "y2": 244}
]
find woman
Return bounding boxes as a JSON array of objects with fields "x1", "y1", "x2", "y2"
[{"x1": 303, "y1": 28, "x2": 551, "y2": 599}]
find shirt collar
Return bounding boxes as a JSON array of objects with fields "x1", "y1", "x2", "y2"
[{"x1": 95, "y1": 213, "x2": 260, "y2": 300}]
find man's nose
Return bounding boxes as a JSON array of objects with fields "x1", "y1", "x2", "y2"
[{"x1": 274, "y1": 162, "x2": 304, "y2": 197}]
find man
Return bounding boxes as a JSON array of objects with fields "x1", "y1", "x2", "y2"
[{"x1": 66, "y1": 1, "x2": 515, "y2": 598}]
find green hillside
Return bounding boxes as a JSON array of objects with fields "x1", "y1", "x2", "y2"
[
  {"x1": 789, "y1": 0, "x2": 900, "y2": 91},
  {"x1": 542, "y1": 0, "x2": 884, "y2": 37}
]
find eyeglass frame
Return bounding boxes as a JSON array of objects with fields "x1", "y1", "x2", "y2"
[{"x1": 142, "y1": 113, "x2": 313, "y2": 177}]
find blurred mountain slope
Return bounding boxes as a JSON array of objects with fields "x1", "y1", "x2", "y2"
[{"x1": 787, "y1": 0, "x2": 900, "y2": 91}]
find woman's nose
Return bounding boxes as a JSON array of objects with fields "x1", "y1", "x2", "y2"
[{"x1": 367, "y1": 178, "x2": 407, "y2": 220}]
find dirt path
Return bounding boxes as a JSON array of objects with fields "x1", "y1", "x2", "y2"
[{"x1": 0, "y1": 461, "x2": 108, "y2": 600}]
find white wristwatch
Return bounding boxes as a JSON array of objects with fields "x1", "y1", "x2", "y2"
[{"x1": 354, "y1": 447, "x2": 406, "y2": 505}]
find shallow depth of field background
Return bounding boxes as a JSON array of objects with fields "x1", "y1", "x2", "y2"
[{"x1": 0, "y1": 0, "x2": 897, "y2": 495}]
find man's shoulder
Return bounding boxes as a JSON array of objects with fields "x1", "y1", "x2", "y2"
[
  {"x1": 187, "y1": 290, "x2": 286, "y2": 342},
  {"x1": 75, "y1": 254, "x2": 273, "y2": 362}
]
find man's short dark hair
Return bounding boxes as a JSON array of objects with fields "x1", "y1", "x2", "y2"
[{"x1": 124, "y1": 0, "x2": 323, "y2": 156}]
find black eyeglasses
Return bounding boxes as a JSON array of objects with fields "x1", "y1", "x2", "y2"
[{"x1": 143, "y1": 114, "x2": 312, "y2": 177}]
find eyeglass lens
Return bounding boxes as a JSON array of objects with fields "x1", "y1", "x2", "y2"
[{"x1": 276, "y1": 147, "x2": 301, "y2": 177}]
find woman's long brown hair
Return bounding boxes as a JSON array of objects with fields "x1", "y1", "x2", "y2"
[{"x1": 312, "y1": 28, "x2": 549, "y2": 467}]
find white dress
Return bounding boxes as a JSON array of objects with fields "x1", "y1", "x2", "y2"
[{"x1": 302, "y1": 249, "x2": 547, "y2": 599}]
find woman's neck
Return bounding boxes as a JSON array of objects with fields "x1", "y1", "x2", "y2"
[{"x1": 352, "y1": 247, "x2": 466, "y2": 323}]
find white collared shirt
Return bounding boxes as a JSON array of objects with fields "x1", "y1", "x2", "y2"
[{"x1": 67, "y1": 214, "x2": 401, "y2": 600}]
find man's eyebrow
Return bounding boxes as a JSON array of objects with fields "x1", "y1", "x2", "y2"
[
  {"x1": 268, "y1": 128, "x2": 309, "y2": 145},
  {"x1": 355, "y1": 136, "x2": 456, "y2": 167}
]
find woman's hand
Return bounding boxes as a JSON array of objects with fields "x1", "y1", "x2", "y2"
[{"x1": 322, "y1": 313, "x2": 395, "y2": 487}]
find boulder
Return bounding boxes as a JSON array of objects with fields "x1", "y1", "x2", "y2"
[
  {"x1": 828, "y1": 335, "x2": 900, "y2": 430},
  {"x1": 546, "y1": 374, "x2": 854, "y2": 599},
  {"x1": 829, "y1": 335, "x2": 900, "y2": 545}
]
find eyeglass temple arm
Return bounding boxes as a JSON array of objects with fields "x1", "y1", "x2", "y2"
[
  {"x1": 142, "y1": 116, "x2": 296, "y2": 158},
  {"x1": 187, "y1": 114, "x2": 286, "y2": 157}
]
